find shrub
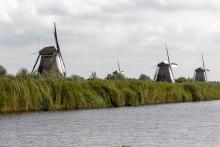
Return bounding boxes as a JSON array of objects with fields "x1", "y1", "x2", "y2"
[
  {"x1": 89, "y1": 72, "x2": 99, "y2": 80},
  {"x1": 68, "y1": 74, "x2": 84, "y2": 82},
  {"x1": 139, "y1": 74, "x2": 151, "y2": 81}
]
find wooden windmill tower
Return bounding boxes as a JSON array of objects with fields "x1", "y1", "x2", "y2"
[
  {"x1": 31, "y1": 23, "x2": 66, "y2": 76},
  {"x1": 193, "y1": 54, "x2": 210, "y2": 82},
  {"x1": 153, "y1": 43, "x2": 177, "y2": 83}
]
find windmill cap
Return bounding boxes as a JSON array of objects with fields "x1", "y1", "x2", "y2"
[
  {"x1": 195, "y1": 67, "x2": 205, "y2": 72},
  {"x1": 157, "y1": 61, "x2": 169, "y2": 67},
  {"x1": 39, "y1": 46, "x2": 58, "y2": 55}
]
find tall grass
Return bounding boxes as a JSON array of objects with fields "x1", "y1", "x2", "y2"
[{"x1": 1, "y1": 76, "x2": 220, "y2": 113}]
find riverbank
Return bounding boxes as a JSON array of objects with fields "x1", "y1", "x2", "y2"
[{"x1": 0, "y1": 76, "x2": 220, "y2": 113}]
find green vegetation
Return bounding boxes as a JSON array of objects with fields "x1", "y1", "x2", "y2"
[
  {"x1": 0, "y1": 75, "x2": 220, "y2": 113},
  {"x1": 89, "y1": 72, "x2": 99, "y2": 80},
  {"x1": 0, "y1": 65, "x2": 7, "y2": 76},
  {"x1": 139, "y1": 74, "x2": 151, "y2": 81},
  {"x1": 16, "y1": 68, "x2": 29, "y2": 77},
  {"x1": 105, "y1": 71, "x2": 126, "y2": 80},
  {"x1": 67, "y1": 74, "x2": 84, "y2": 82},
  {"x1": 175, "y1": 77, "x2": 193, "y2": 83}
]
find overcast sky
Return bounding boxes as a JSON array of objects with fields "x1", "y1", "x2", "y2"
[{"x1": 1, "y1": 0, "x2": 220, "y2": 80}]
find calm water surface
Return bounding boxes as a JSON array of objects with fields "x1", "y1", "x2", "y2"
[{"x1": 0, "y1": 101, "x2": 220, "y2": 147}]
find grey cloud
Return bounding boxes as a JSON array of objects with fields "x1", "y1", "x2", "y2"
[
  {"x1": 0, "y1": 0, "x2": 220, "y2": 80},
  {"x1": 37, "y1": 2, "x2": 69, "y2": 16},
  {"x1": 132, "y1": 0, "x2": 220, "y2": 12}
]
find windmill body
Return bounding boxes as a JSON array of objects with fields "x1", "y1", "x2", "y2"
[
  {"x1": 153, "y1": 43, "x2": 177, "y2": 83},
  {"x1": 32, "y1": 23, "x2": 66, "y2": 76},
  {"x1": 194, "y1": 67, "x2": 206, "y2": 82},
  {"x1": 154, "y1": 61, "x2": 175, "y2": 83}
]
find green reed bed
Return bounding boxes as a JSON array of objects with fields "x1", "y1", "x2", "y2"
[{"x1": 0, "y1": 76, "x2": 220, "y2": 113}]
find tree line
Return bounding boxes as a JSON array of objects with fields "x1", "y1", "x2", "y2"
[{"x1": 0, "y1": 64, "x2": 192, "y2": 83}]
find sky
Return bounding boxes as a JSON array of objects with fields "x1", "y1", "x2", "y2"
[{"x1": 0, "y1": 0, "x2": 220, "y2": 80}]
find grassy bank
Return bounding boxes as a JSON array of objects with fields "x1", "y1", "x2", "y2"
[{"x1": 0, "y1": 76, "x2": 220, "y2": 113}]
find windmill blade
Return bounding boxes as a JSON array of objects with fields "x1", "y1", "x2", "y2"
[
  {"x1": 32, "y1": 55, "x2": 40, "y2": 73},
  {"x1": 165, "y1": 42, "x2": 171, "y2": 65},
  {"x1": 202, "y1": 54, "x2": 208, "y2": 81},
  {"x1": 117, "y1": 58, "x2": 121, "y2": 72},
  {"x1": 54, "y1": 22, "x2": 60, "y2": 51},
  {"x1": 29, "y1": 38, "x2": 41, "y2": 55},
  {"x1": 171, "y1": 63, "x2": 178, "y2": 68},
  {"x1": 28, "y1": 51, "x2": 39, "y2": 55},
  {"x1": 58, "y1": 53, "x2": 66, "y2": 74},
  {"x1": 120, "y1": 71, "x2": 125, "y2": 74},
  {"x1": 54, "y1": 22, "x2": 66, "y2": 75},
  {"x1": 165, "y1": 42, "x2": 175, "y2": 80},
  {"x1": 202, "y1": 54, "x2": 206, "y2": 69},
  {"x1": 193, "y1": 71, "x2": 196, "y2": 81},
  {"x1": 171, "y1": 65, "x2": 178, "y2": 68},
  {"x1": 37, "y1": 38, "x2": 39, "y2": 51},
  {"x1": 205, "y1": 69, "x2": 210, "y2": 72},
  {"x1": 153, "y1": 68, "x2": 158, "y2": 81}
]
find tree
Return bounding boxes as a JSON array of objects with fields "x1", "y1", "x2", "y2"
[
  {"x1": 89, "y1": 72, "x2": 99, "y2": 80},
  {"x1": 0, "y1": 65, "x2": 7, "y2": 76},
  {"x1": 139, "y1": 74, "x2": 151, "y2": 81},
  {"x1": 175, "y1": 77, "x2": 188, "y2": 83}
]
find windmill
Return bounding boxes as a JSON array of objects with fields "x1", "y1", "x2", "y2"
[
  {"x1": 193, "y1": 54, "x2": 210, "y2": 82},
  {"x1": 31, "y1": 23, "x2": 66, "y2": 76},
  {"x1": 106, "y1": 59, "x2": 125, "y2": 80},
  {"x1": 116, "y1": 58, "x2": 124, "y2": 75},
  {"x1": 153, "y1": 43, "x2": 177, "y2": 83}
]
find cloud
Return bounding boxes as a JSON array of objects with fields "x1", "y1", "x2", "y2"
[
  {"x1": 0, "y1": 0, "x2": 220, "y2": 80},
  {"x1": 0, "y1": 1, "x2": 19, "y2": 23}
]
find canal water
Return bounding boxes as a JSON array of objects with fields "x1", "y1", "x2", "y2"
[{"x1": 0, "y1": 101, "x2": 220, "y2": 147}]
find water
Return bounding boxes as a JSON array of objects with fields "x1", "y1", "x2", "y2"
[{"x1": 0, "y1": 101, "x2": 220, "y2": 147}]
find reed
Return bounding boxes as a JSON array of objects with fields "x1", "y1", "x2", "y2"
[{"x1": 1, "y1": 76, "x2": 220, "y2": 113}]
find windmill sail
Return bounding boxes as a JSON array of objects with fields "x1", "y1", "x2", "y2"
[
  {"x1": 54, "y1": 23, "x2": 60, "y2": 51},
  {"x1": 165, "y1": 42, "x2": 175, "y2": 80},
  {"x1": 202, "y1": 54, "x2": 207, "y2": 81},
  {"x1": 117, "y1": 58, "x2": 121, "y2": 73},
  {"x1": 54, "y1": 22, "x2": 66, "y2": 75},
  {"x1": 153, "y1": 68, "x2": 159, "y2": 81},
  {"x1": 31, "y1": 55, "x2": 40, "y2": 73}
]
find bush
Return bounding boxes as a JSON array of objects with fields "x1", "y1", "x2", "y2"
[
  {"x1": 139, "y1": 74, "x2": 151, "y2": 81},
  {"x1": 89, "y1": 72, "x2": 100, "y2": 80},
  {"x1": 175, "y1": 77, "x2": 193, "y2": 83},
  {"x1": 68, "y1": 74, "x2": 84, "y2": 82}
]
